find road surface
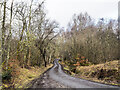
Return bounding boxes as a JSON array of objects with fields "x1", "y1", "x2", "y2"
[{"x1": 29, "y1": 59, "x2": 119, "y2": 89}]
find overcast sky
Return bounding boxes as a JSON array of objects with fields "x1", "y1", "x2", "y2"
[
  {"x1": 4, "y1": 0, "x2": 119, "y2": 28},
  {"x1": 45, "y1": 0, "x2": 119, "y2": 28}
]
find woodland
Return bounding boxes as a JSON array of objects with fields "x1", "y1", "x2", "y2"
[{"x1": 0, "y1": 0, "x2": 120, "y2": 88}]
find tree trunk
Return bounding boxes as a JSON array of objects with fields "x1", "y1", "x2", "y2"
[
  {"x1": 25, "y1": 47, "x2": 31, "y2": 66},
  {"x1": 43, "y1": 51, "x2": 47, "y2": 67},
  {"x1": 40, "y1": 48, "x2": 47, "y2": 67},
  {"x1": 1, "y1": 0, "x2": 6, "y2": 64},
  {"x1": 17, "y1": 21, "x2": 26, "y2": 61},
  {"x1": 6, "y1": 0, "x2": 14, "y2": 70},
  {"x1": 25, "y1": 0, "x2": 33, "y2": 67},
  {"x1": 49, "y1": 53, "x2": 52, "y2": 64}
]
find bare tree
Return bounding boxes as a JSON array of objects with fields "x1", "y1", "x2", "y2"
[{"x1": 15, "y1": 2, "x2": 28, "y2": 62}]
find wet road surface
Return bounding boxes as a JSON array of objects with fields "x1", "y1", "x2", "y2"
[{"x1": 29, "y1": 59, "x2": 119, "y2": 89}]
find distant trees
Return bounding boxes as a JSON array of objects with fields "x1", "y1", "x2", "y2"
[{"x1": 56, "y1": 12, "x2": 119, "y2": 64}]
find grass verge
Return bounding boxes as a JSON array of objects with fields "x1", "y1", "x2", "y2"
[{"x1": 2, "y1": 64, "x2": 53, "y2": 89}]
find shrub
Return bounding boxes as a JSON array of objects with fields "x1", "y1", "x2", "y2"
[
  {"x1": 75, "y1": 69, "x2": 80, "y2": 74},
  {"x1": 2, "y1": 69, "x2": 12, "y2": 81}
]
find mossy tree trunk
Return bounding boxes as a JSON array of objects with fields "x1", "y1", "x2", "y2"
[{"x1": 1, "y1": 0, "x2": 6, "y2": 64}]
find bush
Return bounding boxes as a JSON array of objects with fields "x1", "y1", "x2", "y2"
[
  {"x1": 2, "y1": 69, "x2": 12, "y2": 81},
  {"x1": 75, "y1": 69, "x2": 80, "y2": 74}
]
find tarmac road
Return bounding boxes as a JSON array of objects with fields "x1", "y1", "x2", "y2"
[
  {"x1": 28, "y1": 59, "x2": 119, "y2": 89},
  {"x1": 49, "y1": 59, "x2": 119, "y2": 88}
]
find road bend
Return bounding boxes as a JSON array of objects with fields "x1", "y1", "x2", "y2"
[{"x1": 49, "y1": 59, "x2": 119, "y2": 88}]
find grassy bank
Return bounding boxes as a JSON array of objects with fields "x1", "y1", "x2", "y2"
[
  {"x1": 61, "y1": 60, "x2": 120, "y2": 86},
  {"x1": 2, "y1": 64, "x2": 53, "y2": 89}
]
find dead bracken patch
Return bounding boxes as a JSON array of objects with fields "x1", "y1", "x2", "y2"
[{"x1": 62, "y1": 60, "x2": 119, "y2": 86}]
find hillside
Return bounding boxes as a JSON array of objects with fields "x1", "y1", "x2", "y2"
[{"x1": 61, "y1": 60, "x2": 120, "y2": 86}]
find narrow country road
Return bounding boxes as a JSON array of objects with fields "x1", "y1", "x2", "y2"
[{"x1": 29, "y1": 59, "x2": 119, "y2": 89}]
